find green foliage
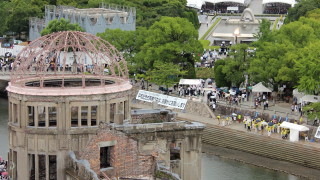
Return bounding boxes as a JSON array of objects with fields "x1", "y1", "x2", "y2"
[
  {"x1": 214, "y1": 60, "x2": 231, "y2": 87},
  {"x1": 136, "y1": 17, "x2": 203, "y2": 79},
  {"x1": 303, "y1": 102, "x2": 320, "y2": 120},
  {"x1": 200, "y1": 17, "x2": 221, "y2": 40},
  {"x1": 294, "y1": 40, "x2": 320, "y2": 94},
  {"x1": 0, "y1": 1, "x2": 9, "y2": 35},
  {"x1": 199, "y1": 40, "x2": 219, "y2": 50},
  {"x1": 221, "y1": 44, "x2": 249, "y2": 87},
  {"x1": 146, "y1": 62, "x2": 186, "y2": 89},
  {"x1": 272, "y1": 18, "x2": 279, "y2": 31},
  {"x1": 97, "y1": 27, "x2": 147, "y2": 74},
  {"x1": 40, "y1": 18, "x2": 84, "y2": 36},
  {"x1": 307, "y1": 8, "x2": 320, "y2": 20},
  {"x1": 286, "y1": 0, "x2": 320, "y2": 23},
  {"x1": 253, "y1": 18, "x2": 273, "y2": 42},
  {"x1": 195, "y1": 67, "x2": 215, "y2": 79},
  {"x1": 249, "y1": 15, "x2": 320, "y2": 92},
  {"x1": 5, "y1": 0, "x2": 45, "y2": 38}
]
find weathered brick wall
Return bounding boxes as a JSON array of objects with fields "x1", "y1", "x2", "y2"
[
  {"x1": 79, "y1": 128, "x2": 155, "y2": 178},
  {"x1": 131, "y1": 110, "x2": 175, "y2": 124}
]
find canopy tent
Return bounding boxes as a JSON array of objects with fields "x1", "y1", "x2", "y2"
[
  {"x1": 280, "y1": 122, "x2": 309, "y2": 142},
  {"x1": 187, "y1": 0, "x2": 245, "y2": 9},
  {"x1": 187, "y1": 0, "x2": 205, "y2": 9},
  {"x1": 301, "y1": 95, "x2": 320, "y2": 103},
  {"x1": 293, "y1": 89, "x2": 305, "y2": 99},
  {"x1": 262, "y1": 0, "x2": 295, "y2": 6},
  {"x1": 205, "y1": 0, "x2": 245, "y2": 4},
  {"x1": 252, "y1": 82, "x2": 272, "y2": 93},
  {"x1": 179, "y1": 79, "x2": 202, "y2": 85}
]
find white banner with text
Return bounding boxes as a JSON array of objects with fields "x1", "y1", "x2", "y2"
[{"x1": 136, "y1": 90, "x2": 188, "y2": 110}]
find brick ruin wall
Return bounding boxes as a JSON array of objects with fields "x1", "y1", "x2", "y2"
[
  {"x1": 79, "y1": 128, "x2": 155, "y2": 178},
  {"x1": 131, "y1": 111, "x2": 176, "y2": 124}
]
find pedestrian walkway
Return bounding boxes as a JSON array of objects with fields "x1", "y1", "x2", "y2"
[
  {"x1": 198, "y1": 15, "x2": 218, "y2": 40},
  {"x1": 248, "y1": 0, "x2": 263, "y2": 14}
]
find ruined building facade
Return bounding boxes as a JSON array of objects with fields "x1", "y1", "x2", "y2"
[
  {"x1": 6, "y1": 31, "x2": 204, "y2": 180},
  {"x1": 29, "y1": 3, "x2": 136, "y2": 41}
]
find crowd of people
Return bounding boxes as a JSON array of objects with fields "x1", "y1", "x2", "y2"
[
  {"x1": 213, "y1": 2, "x2": 246, "y2": 14},
  {"x1": 263, "y1": 3, "x2": 291, "y2": 14},
  {"x1": 0, "y1": 157, "x2": 8, "y2": 180},
  {"x1": 0, "y1": 52, "x2": 14, "y2": 72}
]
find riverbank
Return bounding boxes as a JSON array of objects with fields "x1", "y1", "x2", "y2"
[{"x1": 202, "y1": 144, "x2": 320, "y2": 180}]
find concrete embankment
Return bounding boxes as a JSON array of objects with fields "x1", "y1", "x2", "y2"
[
  {"x1": 202, "y1": 124, "x2": 320, "y2": 171},
  {"x1": 202, "y1": 144, "x2": 319, "y2": 180}
]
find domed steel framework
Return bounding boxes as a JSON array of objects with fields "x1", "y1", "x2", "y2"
[{"x1": 11, "y1": 31, "x2": 128, "y2": 87}]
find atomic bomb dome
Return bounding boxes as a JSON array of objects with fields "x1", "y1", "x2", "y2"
[
  {"x1": 6, "y1": 31, "x2": 133, "y2": 179},
  {"x1": 8, "y1": 31, "x2": 131, "y2": 96}
]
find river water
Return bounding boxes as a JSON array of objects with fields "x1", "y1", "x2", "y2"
[
  {"x1": 0, "y1": 97, "x2": 8, "y2": 160},
  {"x1": 0, "y1": 97, "x2": 300, "y2": 179}
]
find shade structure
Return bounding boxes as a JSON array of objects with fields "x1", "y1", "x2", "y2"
[
  {"x1": 293, "y1": 88, "x2": 305, "y2": 99},
  {"x1": 262, "y1": 0, "x2": 296, "y2": 6},
  {"x1": 205, "y1": 0, "x2": 245, "y2": 4},
  {"x1": 187, "y1": 0, "x2": 205, "y2": 9},
  {"x1": 301, "y1": 95, "x2": 320, "y2": 103},
  {"x1": 187, "y1": 0, "x2": 245, "y2": 9},
  {"x1": 252, "y1": 82, "x2": 272, "y2": 93},
  {"x1": 280, "y1": 122, "x2": 309, "y2": 142},
  {"x1": 179, "y1": 79, "x2": 202, "y2": 85}
]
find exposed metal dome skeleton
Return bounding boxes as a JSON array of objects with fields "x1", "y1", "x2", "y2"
[{"x1": 11, "y1": 31, "x2": 128, "y2": 88}]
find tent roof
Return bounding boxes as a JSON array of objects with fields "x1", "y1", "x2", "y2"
[
  {"x1": 205, "y1": 0, "x2": 245, "y2": 4},
  {"x1": 187, "y1": 0, "x2": 245, "y2": 9},
  {"x1": 293, "y1": 88, "x2": 305, "y2": 99},
  {"x1": 252, "y1": 82, "x2": 272, "y2": 92},
  {"x1": 187, "y1": 0, "x2": 204, "y2": 9},
  {"x1": 262, "y1": 0, "x2": 295, "y2": 6},
  {"x1": 280, "y1": 122, "x2": 309, "y2": 131},
  {"x1": 301, "y1": 95, "x2": 320, "y2": 103},
  {"x1": 179, "y1": 79, "x2": 202, "y2": 85}
]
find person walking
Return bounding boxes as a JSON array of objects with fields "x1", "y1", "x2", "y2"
[{"x1": 217, "y1": 115, "x2": 221, "y2": 125}]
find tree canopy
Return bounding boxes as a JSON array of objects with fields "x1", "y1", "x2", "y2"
[
  {"x1": 135, "y1": 17, "x2": 202, "y2": 78},
  {"x1": 40, "y1": 18, "x2": 84, "y2": 36},
  {"x1": 286, "y1": 0, "x2": 320, "y2": 23}
]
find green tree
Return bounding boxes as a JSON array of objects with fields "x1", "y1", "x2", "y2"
[
  {"x1": 136, "y1": 17, "x2": 202, "y2": 78},
  {"x1": 97, "y1": 27, "x2": 147, "y2": 74},
  {"x1": 214, "y1": 60, "x2": 231, "y2": 87},
  {"x1": 146, "y1": 62, "x2": 186, "y2": 92},
  {"x1": 6, "y1": 0, "x2": 44, "y2": 38},
  {"x1": 306, "y1": 8, "x2": 320, "y2": 20},
  {"x1": 303, "y1": 102, "x2": 320, "y2": 120},
  {"x1": 222, "y1": 44, "x2": 249, "y2": 87},
  {"x1": 195, "y1": 67, "x2": 215, "y2": 79},
  {"x1": 294, "y1": 41, "x2": 320, "y2": 94},
  {"x1": 286, "y1": 0, "x2": 320, "y2": 23},
  {"x1": 40, "y1": 18, "x2": 84, "y2": 36},
  {"x1": 253, "y1": 18, "x2": 273, "y2": 42},
  {"x1": 0, "y1": 1, "x2": 9, "y2": 35}
]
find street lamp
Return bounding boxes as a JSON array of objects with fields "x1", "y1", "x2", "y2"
[{"x1": 234, "y1": 28, "x2": 240, "y2": 44}]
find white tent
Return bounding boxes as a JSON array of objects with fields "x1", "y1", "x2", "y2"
[
  {"x1": 252, "y1": 82, "x2": 272, "y2": 93},
  {"x1": 187, "y1": 0, "x2": 246, "y2": 9},
  {"x1": 280, "y1": 122, "x2": 309, "y2": 142},
  {"x1": 187, "y1": 0, "x2": 205, "y2": 9},
  {"x1": 179, "y1": 79, "x2": 202, "y2": 85},
  {"x1": 293, "y1": 89, "x2": 304, "y2": 99},
  {"x1": 262, "y1": 0, "x2": 296, "y2": 6},
  {"x1": 205, "y1": 0, "x2": 245, "y2": 4},
  {"x1": 301, "y1": 95, "x2": 320, "y2": 103}
]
